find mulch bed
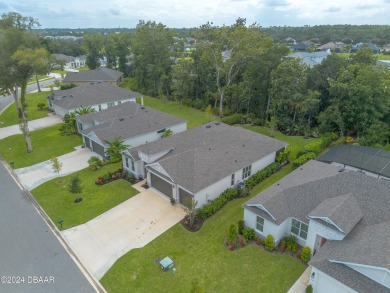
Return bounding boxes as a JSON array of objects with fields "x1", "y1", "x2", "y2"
[{"x1": 180, "y1": 215, "x2": 204, "y2": 232}]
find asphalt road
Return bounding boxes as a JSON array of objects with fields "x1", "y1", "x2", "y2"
[
  {"x1": 0, "y1": 161, "x2": 101, "y2": 293},
  {"x1": 0, "y1": 78, "x2": 57, "y2": 114}
]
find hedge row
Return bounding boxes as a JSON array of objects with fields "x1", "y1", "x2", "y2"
[
  {"x1": 221, "y1": 114, "x2": 243, "y2": 125},
  {"x1": 245, "y1": 162, "x2": 281, "y2": 190},
  {"x1": 292, "y1": 133, "x2": 334, "y2": 169},
  {"x1": 197, "y1": 188, "x2": 239, "y2": 220}
]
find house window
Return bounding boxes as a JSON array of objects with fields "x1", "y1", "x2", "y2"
[
  {"x1": 125, "y1": 157, "x2": 129, "y2": 168},
  {"x1": 107, "y1": 102, "x2": 115, "y2": 108},
  {"x1": 131, "y1": 160, "x2": 135, "y2": 171},
  {"x1": 231, "y1": 173, "x2": 235, "y2": 186},
  {"x1": 256, "y1": 216, "x2": 264, "y2": 232},
  {"x1": 291, "y1": 218, "x2": 308, "y2": 240},
  {"x1": 157, "y1": 128, "x2": 166, "y2": 134},
  {"x1": 242, "y1": 165, "x2": 252, "y2": 179},
  {"x1": 98, "y1": 104, "x2": 102, "y2": 111}
]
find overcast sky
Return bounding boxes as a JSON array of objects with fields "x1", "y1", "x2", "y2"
[{"x1": 1, "y1": 0, "x2": 390, "y2": 28}]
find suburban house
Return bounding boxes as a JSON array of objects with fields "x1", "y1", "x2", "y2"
[
  {"x1": 291, "y1": 41, "x2": 312, "y2": 52},
  {"x1": 52, "y1": 53, "x2": 86, "y2": 69},
  {"x1": 63, "y1": 67, "x2": 124, "y2": 85},
  {"x1": 243, "y1": 160, "x2": 390, "y2": 293},
  {"x1": 46, "y1": 82, "x2": 143, "y2": 117},
  {"x1": 316, "y1": 41, "x2": 346, "y2": 52},
  {"x1": 289, "y1": 50, "x2": 331, "y2": 67},
  {"x1": 79, "y1": 102, "x2": 187, "y2": 159},
  {"x1": 351, "y1": 42, "x2": 381, "y2": 54},
  {"x1": 122, "y1": 122, "x2": 287, "y2": 206}
]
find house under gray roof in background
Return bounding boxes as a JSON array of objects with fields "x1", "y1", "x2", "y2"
[
  {"x1": 47, "y1": 82, "x2": 142, "y2": 114},
  {"x1": 290, "y1": 50, "x2": 331, "y2": 67},
  {"x1": 63, "y1": 67, "x2": 124, "y2": 85},
  {"x1": 317, "y1": 144, "x2": 390, "y2": 179}
]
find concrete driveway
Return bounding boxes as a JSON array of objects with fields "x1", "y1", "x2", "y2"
[
  {"x1": 14, "y1": 146, "x2": 94, "y2": 190},
  {"x1": 0, "y1": 114, "x2": 62, "y2": 139},
  {"x1": 61, "y1": 187, "x2": 185, "y2": 280}
]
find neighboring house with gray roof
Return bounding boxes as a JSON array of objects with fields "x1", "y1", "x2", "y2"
[
  {"x1": 52, "y1": 53, "x2": 86, "y2": 69},
  {"x1": 122, "y1": 122, "x2": 287, "y2": 206},
  {"x1": 289, "y1": 50, "x2": 331, "y2": 67},
  {"x1": 63, "y1": 67, "x2": 124, "y2": 86},
  {"x1": 243, "y1": 160, "x2": 390, "y2": 293},
  {"x1": 47, "y1": 82, "x2": 143, "y2": 117},
  {"x1": 79, "y1": 102, "x2": 187, "y2": 159}
]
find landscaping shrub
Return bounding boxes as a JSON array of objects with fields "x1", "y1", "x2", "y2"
[
  {"x1": 301, "y1": 246, "x2": 311, "y2": 263},
  {"x1": 228, "y1": 224, "x2": 238, "y2": 244},
  {"x1": 265, "y1": 234, "x2": 274, "y2": 251},
  {"x1": 242, "y1": 227, "x2": 256, "y2": 241},
  {"x1": 239, "y1": 235, "x2": 247, "y2": 247},
  {"x1": 292, "y1": 152, "x2": 317, "y2": 169},
  {"x1": 37, "y1": 102, "x2": 46, "y2": 110},
  {"x1": 282, "y1": 235, "x2": 298, "y2": 251},
  {"x1": 197, "y1": 188, "x2": 238, "y2": 220},
  {"x1": 60, "y1": 83, "x2": 77, "y2": 90},
  {"x1": 245, "y1": 162, "x2": 281, "y2": 191},
  {"x1": 276, "y1": 148, "x2": 291, "y2": 164},
  {"x1": 305, "y1": 284, "x2": 313, "y2": 293},
  {"x1": 88, "y1": 156, "x2": 103, "y2": 171},
  {"x1": 221, "y1": 113, "x2": 243, "y2": 125},
  {"x1": 279, "y1": 241, "x2": 286, "y2": 253},
  {"x1": 237, "y1": 219, "x2": 245, "y2": 235}
]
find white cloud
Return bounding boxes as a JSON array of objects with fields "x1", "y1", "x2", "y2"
[{"x1": 0, "y1": 0, "x2": 389, "y2": 28}]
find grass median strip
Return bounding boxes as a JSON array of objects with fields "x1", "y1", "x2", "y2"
[
  {"x1": 0, "y1": 125, "x2": 82, "y2": 168},
  {"x1": 31, "y1": 163, "x2": 139, "y2": 230}
]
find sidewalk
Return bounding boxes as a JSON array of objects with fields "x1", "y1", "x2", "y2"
[
  {"x1": 14, "y1": 146, "x2": 95, "y2": 190},
  {"x1": 0, "y1": 114, "x2": 62, "y2": 139},
  {"x1": 287, "y1": 265, "x2": 312, "y2": 293}
]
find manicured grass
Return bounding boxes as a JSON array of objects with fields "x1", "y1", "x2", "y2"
[
  {"x1": 28, "y1": 75, "x2": 54, "y2": 85},
  {"x1": 78, "y1": 67, "x2": 89, "y2": 71},
  {"x1": 52, "y1": 69, "x2": 69, "y2": 75},
  {"x1": 239, "y1": 125, "x2": 315, "y2": 160},
  {"x1": 101, "y1": 165, "x2": 308, "y2": 292},
  {"x1": 0, "y1": 125, "x2": 82, "y2": 168},
  {"x1": 336, "y1": 52, "x2": 390, "y2": 60},
  {"x1": 143, "y1": 96, "x2": 219, "y2": 129},
  {"x1": 0, "y1": 92, "x2": 51, "y2": 127},
  {"x1": 32, "y1": 163, "x2": 139, "y2": 230}
]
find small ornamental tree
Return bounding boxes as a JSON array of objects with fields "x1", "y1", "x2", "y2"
[
  {"x1": 228, "y1": 224, "x2": 238, "y2": 245},
  {"x1": 237, "y1": 219, "x2": 245, "y2": 234},
  {"x1": 301, "y1": 246, "x2": 311, "y2": 263},
  {"x1": 69, "y1": 175, "x2": 82, "y2": 202},
  {"x1": 50, "y1": 156, "x2": 63, "y2": 176},
  {"x1": 183, "y1": 198, "x2": 198, "y2": 225},
  {"x1": 265, "y1": 234, "x2": 275, "y2": 251}
]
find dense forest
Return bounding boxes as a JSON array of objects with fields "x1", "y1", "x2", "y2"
[{"x1": 37, "y1": 21, "x2": 390, "y2": 149}]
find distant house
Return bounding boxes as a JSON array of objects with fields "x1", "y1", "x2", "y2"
[
  {"x1": 243, "y1": 160, "x2": 390, "y2": 293},
  {"x1": 53, "y1": 54, "x2": 86, "y2": 70},
  {"x1": 316, "y1": 42, "x2": 346, "y2": 52},
  {"x1": 63, "y1": 67, "x2": 124, "y2": 86},
  {"x1": 291, "y1": 41, "x2": 312, "y2": 52},
  {"x1": 289, "y1": 50, "x2": 331, "y2": 67},
  {"x1": 351, "y1": 42, "x2": 381, "y2": 54},
  {"x1": 382, "y1": 44, "x2": 390, "y2": 52},
  {"x1": 284, "y1": 37, "x2": 296, "y2": 45},
  {"x1": 79, "y1": 102, "x2": 187, "y2": 159},
  {"x1": 122, "y1": 122, "x2": 287, "y2": 205},
  {"x1": 47, "y1": 82, "x2": 143, "y2": 117},
  {"x1": 377, "y1": 60, "x2": 390, "y2": 69}
]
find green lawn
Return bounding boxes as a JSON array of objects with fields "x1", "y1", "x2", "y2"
[
  {"x1": 28, "y1": 75, "x2": 54, "y2": 85},
  {"x1": 143, "y1": 96, "x2": 219, "y2": 129},
  {"x1": 0, "y1": 92, "x2": 51, "y2": 127},
  {"x1": 101, "y1": 163, "x2": 308, "y2": 292},
  {"x1": 0, "y1": 125, "x2": 82, "y2": 168},
  {"x1": 336, "y1": 52, "x2": 390, "y2": 60},
  {"x1": 31, "y1": 163, "x2": 139, "y2": 230}
]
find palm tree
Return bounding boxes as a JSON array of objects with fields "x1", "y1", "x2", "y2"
[
  {"x1": 75, "y1": 106, "x2": 96, "y2": 115},
  {"x1": 104, "y1": 137, "x2": 129, "y2": 162},
  {"x1": 161, "y1": 128, "x2": 173, "y2": 138}
]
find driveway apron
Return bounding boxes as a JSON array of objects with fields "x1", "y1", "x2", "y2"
[{"x1": 61, "y1": 189, "x2": 185, "y2": 280}]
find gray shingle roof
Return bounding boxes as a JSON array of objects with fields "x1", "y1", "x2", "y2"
[
  {"x1": 81, "y1": 102, "x2": 186, "y2": 143},
  {"x1": 129, "y1": 122, "x2": 287, "y2": 193},
  {"x1": 63, "y1": 67, "x2": 123, "y2": 83},
  {"x1": 48, "y1": 82, "x2": 141, "y2": 110},
  {"x1": 244, "y1": 160, "x2": 390, "y2": 290},
  {"x1": 308, "y1": 193, "x2": 363, "y2": 235}
]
